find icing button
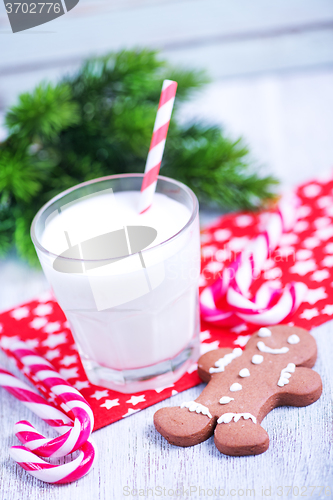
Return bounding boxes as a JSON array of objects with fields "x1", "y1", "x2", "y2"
[
  {"x1": 252, "y1": 354, "x2": 264, "y2": 365},
  {"x1": 230, "y1": 383, "x2": 242, "y2": 392},
  {"x1": 239, "y1": 368, "x2": 250, "y2": 378}
]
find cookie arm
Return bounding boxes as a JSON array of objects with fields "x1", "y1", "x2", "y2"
[
  {"x1": 277, "y1": 367, "x2": 322, "y2": 407},
  {"x1": 197, "y1": 348, "x2": 234, "y2": 382}
]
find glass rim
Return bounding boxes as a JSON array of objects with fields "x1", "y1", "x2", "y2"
[{"x1": 31, "y1": 173, "x2": 199, "y2": 263}]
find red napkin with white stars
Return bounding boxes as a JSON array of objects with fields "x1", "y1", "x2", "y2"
[{"x1": 1, "y1": 175, "x2": 333, "y2": 431}]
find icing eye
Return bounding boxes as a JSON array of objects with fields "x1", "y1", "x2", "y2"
[
  {"x1": 258, "y1": 327, "x2": 271, "y2": 338},
  {"x1": 287, "y1": 334, "x2": 300, "y2": 344},
  {"x1": 230, "y1": 383, "x2": 242, "y2": 392}
]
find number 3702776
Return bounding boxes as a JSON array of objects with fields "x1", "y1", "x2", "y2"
[{"x1": 5, "y1": 3, "x2": 61, "y2": 14}]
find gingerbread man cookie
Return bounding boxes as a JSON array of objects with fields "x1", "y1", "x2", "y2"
[{"x1": 154, "y1": 325, "x2": 322, "y2": 456}]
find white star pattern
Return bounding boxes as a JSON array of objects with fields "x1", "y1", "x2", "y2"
[
  {"x1": 290, "y1": 260, "x2": 317, "y2": 276},
  {"x1": 228, "y1": 237, "x2": 250, "y2": 252},
  {"x1": 277, "y1": 246, "x2": 295, "y2": 257},
  {"x1": 200, "y1": 233, "x2": 212, "y2": 244},
  {"x1": 316, "y1": 226, "x2": 333, "y2": 241},
  {"x1": 101, "y1": 399, "x2": 120, "y2": 410},
  {"x1": 205, "y1": 261, "x2": 223, "y2": 273},
  {"x1": 10, "y1": 307, "x2": 30, "y2": 320},
  {"x1": 201, "y1": 245, "x2": 217, "y2": 258},
  {"x1": 200, "y1": 330, "x2": 211, "y2": 342},
  {"x1": 317, "y1": 196, "x2": 333, "y2": 208},
  {"x1": 233, "y1": 334, "x2": 251, "y2": 347},
  {"x1": 311, "y1": 269, "x2": 330, "y2": 282},
  {"x1": 91, "y1": 390, "x2": 109, "y2": 400},
  {"x1": 0, "y1": 323, "x2": 2, "y2": 333},
  {"x1": 294, "y1": 220, "x2": 309, "y2": 233},
  {"x1": 42, "y1": 332, "x2": 67, "y2": 348},
  {"x1": 264, "y1": 267, "x2": 282, "y2": 280},
  {"x1": 60, "y1": 355, "x2": 77, "y2": 366},
  {"x1": 299, "y1": 308, "x2": 319, "y2": 320},
  {"x1": 33, "y1": 304, "x2": 53, "y2": 316},
  {"x1": 302, "y1": 237, "x2": 321, "y2": 249},
  {"x1": 43, "y1": 322, "x2": 61, "y2": 334},
  {"x1": 314, "y1": 217, "x2": 331, "y2": 229},
  {"x1": 122, "y1": 408, "x2": 140, "y2": 418},
  {"x1": 29, "y1": 317, "x2": 48, "y2": 329},
  {"x1": 74, "y1": 381, "x2": 90, "y2": 390},
  {"x1": 280, "y1": 233, "x2": 299, "y2": 246},
  {"x1": 172, "y1": 390, "x2": 178, "y2": 396},
  {"x1": 200, "y1": 340, "x2": 220, "y2": 355},
  {"x1": 231, "y1": 324, "x2": 248, "y2": 334},
  {"x1": 215, "y1": 249, "x2": 229, "y2": 262},
  {"x1": 59, "y1": 367, "x2": 79, "y2": 380},
  {"x1": 214, "y1": 229, "x2": 231, "y2": 242},
  {"x1": 44, "y1": 349, "x2": 61, "y2": 361},
  {"x1": 303, "y1": 183, "x2": 321, "y2": 198},
  {"x1": 305, "y1": 287, "x2": 328, "y2": 305},
  {"x1": 296, "y1": 249, "x2": 312, "y2": 260},
  {"x1": 25, "y1": 339, "x2": 40, "y2": 349},
  {"x1": 324, "y1": 205, "x2": 333, "y2": 217},
  {"x1": 322, "y1": 255, "x2": 333, "y2": 267},
  {"x1": 322, "y1": 305, "x2": 333, "y2": 316},
  {"x1": 198, "y1": 275, "x2": 207, "y2": 287},
  {"x1": 0, "y1": 335, "x2": 20, "y2": 349},
  {"x1": 235, "y1": 215, "x2": 253, "y2": 227},
  {"x1": 155, "y1": 384, "x2": 174, "y2": 394},
  {"x1": 126, "y1": 395, "x2": 146, "y2": 406}
]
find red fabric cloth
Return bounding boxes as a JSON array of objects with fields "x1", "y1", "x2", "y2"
[{"x1": 1, "y1": 176, "x2": 333, "y2": 431}]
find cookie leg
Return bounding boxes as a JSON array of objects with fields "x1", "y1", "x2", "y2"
[
  {"x1": 214, "y1": 419, "x2": 269, "y2": 456},
  {"x1": 154, "y1": 407, "x2": 216, "y2": 447}
]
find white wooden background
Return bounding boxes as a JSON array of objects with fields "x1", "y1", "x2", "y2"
[{"x1": 1, "y1": 1, "x2": 333, "y2": 498}]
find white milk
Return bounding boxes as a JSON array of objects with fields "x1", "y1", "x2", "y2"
[{"x1": 39, "y1": 190, "x2": 200, "y2": 389}]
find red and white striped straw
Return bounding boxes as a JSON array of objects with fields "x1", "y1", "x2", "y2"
[{"x1": 138, "y1": 79, "x2": 178, "y2": 214}]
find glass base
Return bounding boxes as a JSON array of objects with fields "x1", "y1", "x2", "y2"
[{"x1": 81, "y1": 339, "x2": 200, "y2": 394}]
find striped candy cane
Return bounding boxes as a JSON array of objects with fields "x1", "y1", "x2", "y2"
[
  {"x1": 138, "y1": 79, "x2": 178, "y2": 213},
  {"x1": 200, "y1": 195, "x2": 308, "y2": 326},
  {"x1": 0, "y1": 366, "x2": 96, "y2": 483},
  {"x1": 8, "y1": 341, "x2": 94, "y2": 458}
]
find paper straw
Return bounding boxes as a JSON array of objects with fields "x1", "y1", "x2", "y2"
[{"x1": 138, "y1": 79, "x2": 178, "y2": 213}]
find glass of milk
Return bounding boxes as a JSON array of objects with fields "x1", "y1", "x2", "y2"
[{"x1": 31, "y1": 174, "x2": 200, "y2": 393}]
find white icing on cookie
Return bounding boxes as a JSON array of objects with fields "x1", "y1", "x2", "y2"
[
  {"x1": 252, "y1": 354, "x2": 264, "y2": 365},
  {"x1": 209, "y1": 348, "x2": 243, "y2": 374},
  {"x1": 257, "y1": 341, "x2": 289, "y2": 355},
  {"x1": 277, "y1": 363, "x2": 296, "y2": 387},
  {"x1": 239, "y1": 368, "x2": 250, "y2": 378},
  {"x1": 287, "y1": 334, "x2": 300, "y2": 345},
  {"x1": 181, "y1": 401, "x2": 212, "y2": 418},
  {"x1": 258, "y1": 327, "x2": 271, "y2": 338},
  {"x1": 219, "y1": 397, "x2": 234, "y2": 405},
  {"x1": 230, "y1": 383, "x2": 242, "y2": 392},
  {"x1": 217, "y1": 413, "x2": 257, "y2": 424}
]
